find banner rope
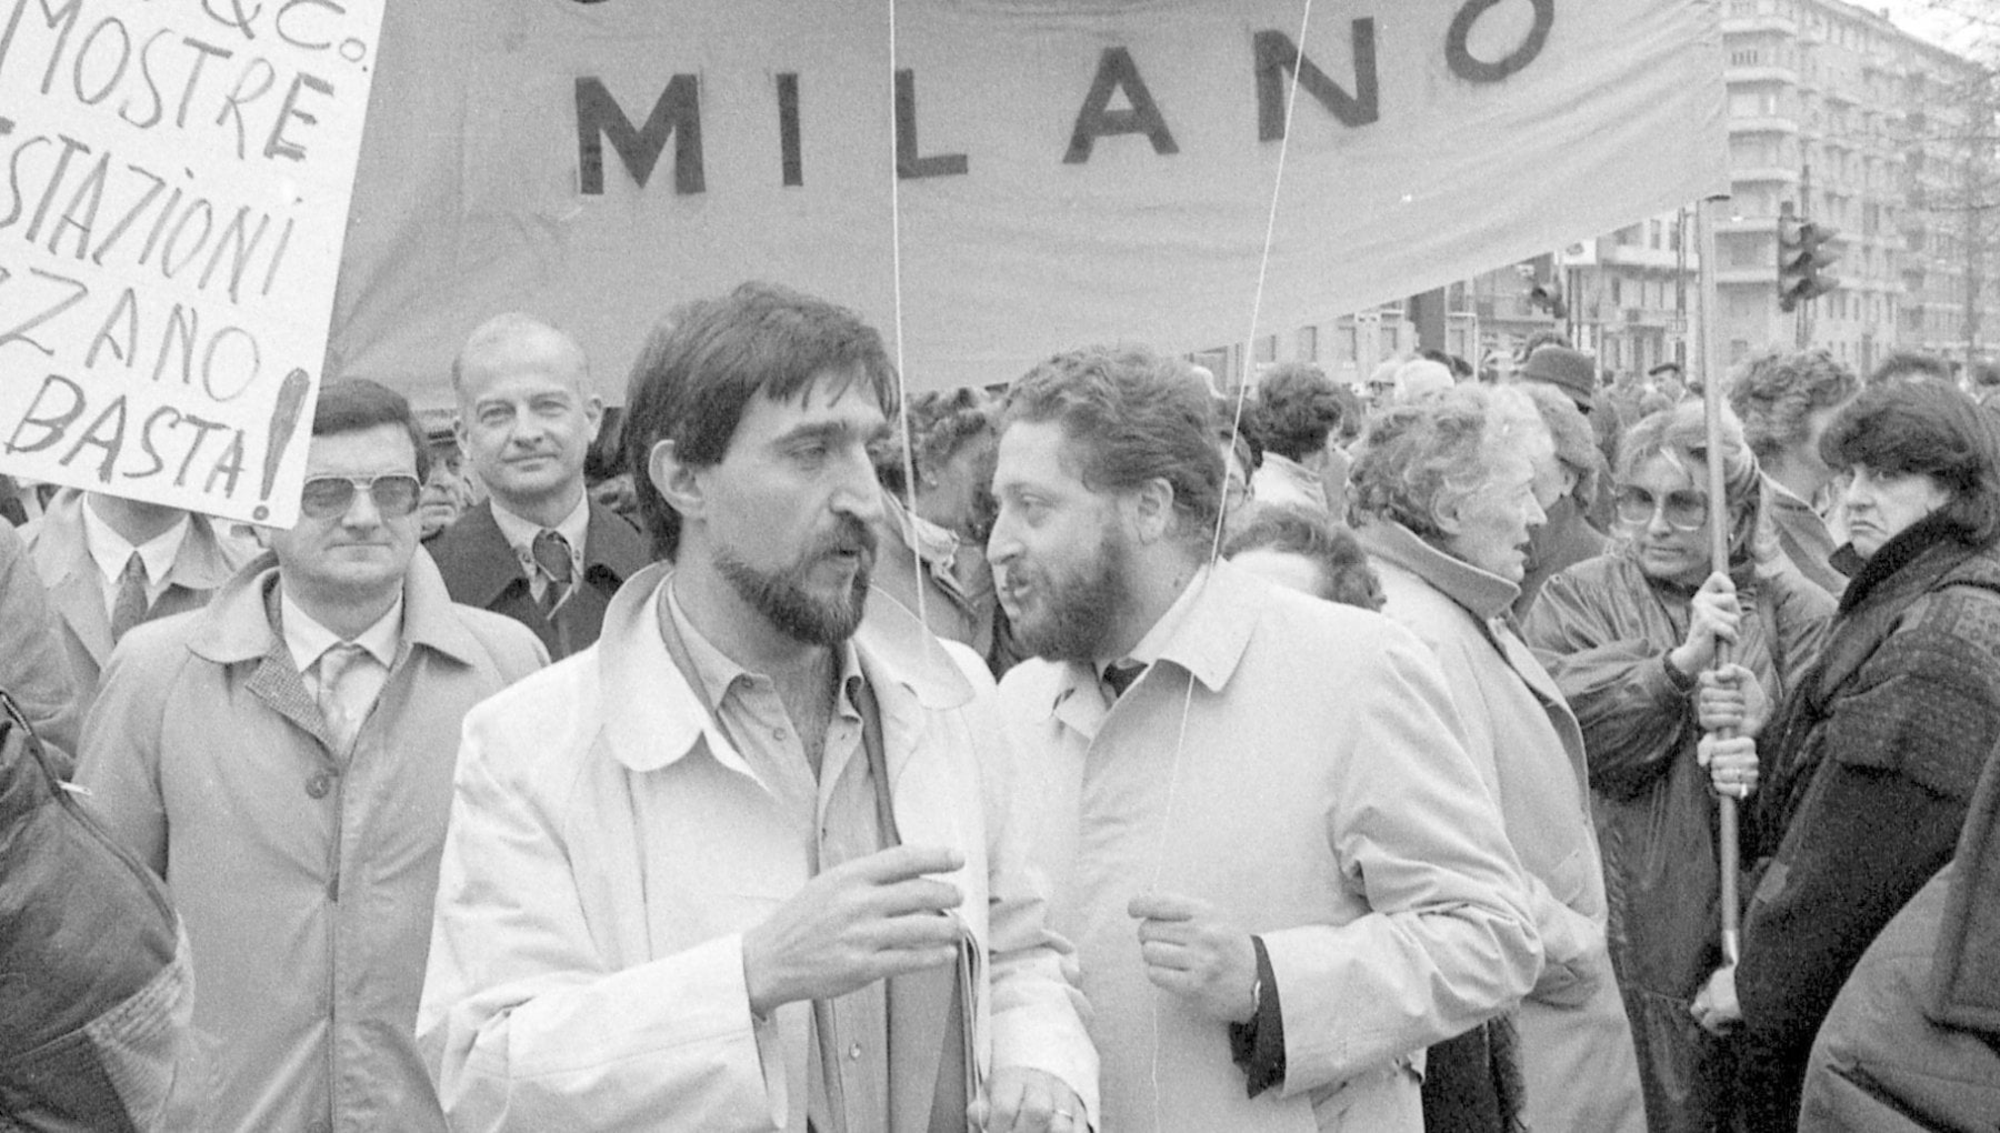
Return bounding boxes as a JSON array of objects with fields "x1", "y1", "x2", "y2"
[
  {"x1": 887, "y1": 0, "x2": 930, "y2": 636},
  {"x1": 1149, "y1": 1, "x2": 1315, "y2": 1125}
]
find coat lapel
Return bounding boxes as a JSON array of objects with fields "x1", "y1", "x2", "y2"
[{"x1": 434, "y1": 502, "x2": 530, "y2": 610}]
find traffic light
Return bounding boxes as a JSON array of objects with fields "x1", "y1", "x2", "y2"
[
  {"x1": 1528, "y1": 281, "x2": 1569, "y2": 321},
  {"x1": 1777, "y1": 203, "x2": 1840, "y2": 313}
]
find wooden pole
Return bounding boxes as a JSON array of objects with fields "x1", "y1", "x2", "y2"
[{"x1": 1698, "y1": 194, "x2": 1742, "y2": 966}]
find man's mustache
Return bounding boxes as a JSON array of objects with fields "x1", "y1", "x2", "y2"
[{"x1": 815, "y1": 517, "x2": 878, "y2": 562}]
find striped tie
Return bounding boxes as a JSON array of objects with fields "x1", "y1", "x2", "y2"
[
  {"x1": 109, "y1": 552, "x2": 150, "y2": 643},
  {"x1": 532, "y1": 529, "x2": 574, "y2": 616}
]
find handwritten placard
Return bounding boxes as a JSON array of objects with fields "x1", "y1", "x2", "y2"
[{"x1": 0, "y1": 0, "x2": 384, "y2": 527}]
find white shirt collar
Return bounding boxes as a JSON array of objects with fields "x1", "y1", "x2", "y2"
[
  {"x1": 80, "y1": 500, "x2": 189, "y2": 601},
  {"x1": 1099, "y1": 563, "x2": 1211, "y2": 680},
  {"x1": 491, "y1": 493, "x2": 590, "y2": 573},
  {"x1": 280, "y1": 589, "x2": 404, "y2": 673}
]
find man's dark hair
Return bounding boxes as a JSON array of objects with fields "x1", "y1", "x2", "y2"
[
  {"x1": 1727, "y1": 348, "x2": 1859, "y2": 461},
  {"x1": 312, "y1": 379, "x2": 430, "y2": 481},
  {"x1": 1822, "y1": 379, "x2": 2000, "y2": 546},
  {"x1": 1868, "y1": 350, "x2": 1954, "y2": 388},
  {"x1": 1254, "y1": 363, "x2": 1345, "y2": 461},
  {"x1": 1223, "y1": 506, "x2": 1384, "y2": 610},
  {"x1": 1004, "y1": 345, "x2": 1222, "y2": 544},
  {"x1": 623, "y1": 282, "x2": 898, "y2": 560}
]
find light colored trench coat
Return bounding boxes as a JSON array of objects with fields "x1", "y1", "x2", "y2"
[
  {"x1": 73, "y1": 550, "x2": 548, "y2": 1133},
  {"x1": 418, "y1": 562, "x2": 1099, "y2": 1131},
  {"x1": 1362, "y1": 521, "x2": 1647, "y2": 1133},
  {"x1": 997, "y1": 560, "x2": 1542, "y2": 1133},
  {"x1": 26, "y1": 488, "x2": 247, "y2": 727}
]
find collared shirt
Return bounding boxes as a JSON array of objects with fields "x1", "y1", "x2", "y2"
[
  {"x1": 80, "y1": 500, "x2": 188, "y2": 617},
  {"x1": 491, "y1": 494, "x2": 589, "y2": 602},
  {"x1": 1097, "y1": 564, "x2": 1210, "y2": 704},
  {"x1": 663, "y1": 582, "x2": 887, "y2": 1133},
  {"x1": 281, "y1": 589, "x2": 404, "y2": 747}
]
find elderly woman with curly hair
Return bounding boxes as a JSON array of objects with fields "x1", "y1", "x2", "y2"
[
  {"x1": 1350, "y1": 385, "x2": 1646, "y2": 1133},
  {"x1": 1688, "y1": 379, "x2": 2000, "y2": 1129},
  {"x1": 1727, "y1": 348, "x2": 1860, "y2": 596},
  {"x1": 1520, "y1": 403, "x2": 1835, "y2": 1132}
]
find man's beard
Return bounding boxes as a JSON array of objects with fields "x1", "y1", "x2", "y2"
[
  {"x1": 717, "y1": 518, "x2": 876, "y2": 647},
  {"x1": 1010, "y1": 527, "x2": 1130, "y2": 664}
]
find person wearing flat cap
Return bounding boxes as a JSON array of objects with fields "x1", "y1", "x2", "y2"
[{"x1": 1520, "y1": 346, "x2": 1622, "y2": 532}]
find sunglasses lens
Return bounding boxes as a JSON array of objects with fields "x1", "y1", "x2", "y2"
[
  {"x1": 372, "y1": 476, "x2": 421, "y2": 517},
  {"x1": 1665, "y1": 494, "x2": 1709, "y2": 531},
  {"x1": 300, "y1": 479, "x2": 356, "y2": 518},
  {"x1": 1613, "y1": 488, "x2": 1654, "y2": 526}
]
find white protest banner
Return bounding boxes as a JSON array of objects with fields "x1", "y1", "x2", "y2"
[
  {"x1": 0, "y1": 0, "x2": 385, "y2": 527},
  {"x1": 332, "y1": 0, "x2": 1727, "y2": 403}
]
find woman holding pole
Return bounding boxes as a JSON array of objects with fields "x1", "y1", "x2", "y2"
[
  {"x1": 1688, "y1": 378, "x2": 2000, "y2": 1130},
  {"x1": 1522, "y1": 403, "x2": 1833, "y2": 1131}
]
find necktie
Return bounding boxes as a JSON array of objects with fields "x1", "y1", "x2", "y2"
[
  {"x1": 532, "y1": 529, "x2": 574, "y2": 616},
  {"x1": 109, "y1": 552, "x2": 150, "y2": 643},
  {"x1": 1103, "y1": 660, "x2": 1145, "y2": 700},
  {"x1": 317, "y1": 643, "x2": 373, "y2": 755}
]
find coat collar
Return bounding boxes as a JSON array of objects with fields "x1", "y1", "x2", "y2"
[
  {"x1": 597, "y1": 562, "x2": 975, "y2": 776},
  {"x1": 29, "y1": 488, "x2": 239, "y2": 594},
  {"x1": 1833, "y1": 511, "x2": 1987, "y2": 615},
  {"x1": 1358, "y1": 519, "x2": 1519, "y2": 620},
  {"x1": 1022, "y1": 560, "x2": 1264, "y2": 723},
  {"x1": 186, "y1": 545, "x2": 486, "y2": 668},
  {"x1": 435, "y1": 499, "x2": 648, "y2": 607}
]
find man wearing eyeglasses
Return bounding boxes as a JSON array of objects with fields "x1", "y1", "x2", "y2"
[{"x1": 74, "y1": 379, "x2": 547, "y2": 1133}]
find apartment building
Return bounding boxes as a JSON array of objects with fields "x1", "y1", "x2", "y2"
[{"x1": 1225, "y1": 0, "x2": 1994, "y2": 389}]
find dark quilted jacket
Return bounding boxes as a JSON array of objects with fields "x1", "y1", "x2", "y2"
[
  {"x1": 0, "y1": 692, "x2": 194, "y2": 1131},
  {"x1": 1736, "y1": 515, "x2": 2000, "y2": 1130}
]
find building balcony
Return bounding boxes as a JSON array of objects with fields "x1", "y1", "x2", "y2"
[
  {"x1": 1599, "y1": 244, "x2": 1693, "y2": 270},
  {"x1": 1723, "y1": 16, "x2": 1799, "y2": 35},
  {"x1": 1717, "y1": 266, "x2": 1780, "y2": 286},
  {"x1": 1727, "y1": 65, "x2": 1801, "y2": 86},
  {"x1": 1716, "y1": 215, "x2": 1778, "y2": 234},
  {"x1": 1733, "y1": 166, "x2": 1801, "y2": 186},
  {"x1": 1621, "y1": 307, "x2": 1683, "y2": 328},
  {"x1": 1730, "y1": 115, "x2": 1801, "y2": 135}
]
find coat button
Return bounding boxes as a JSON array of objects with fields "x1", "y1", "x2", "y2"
[{"x1": 306, "y1": 772, "x2": 333, "y2": 799}]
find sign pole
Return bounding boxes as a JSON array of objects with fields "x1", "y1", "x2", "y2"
[{"x1": 1698, "y1": 193, "x2": 1742, "y2": 966}]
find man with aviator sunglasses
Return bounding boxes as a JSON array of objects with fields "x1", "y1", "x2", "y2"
[{"x1": 75, "y1": 379, "x2": 547, "y2": 1132}]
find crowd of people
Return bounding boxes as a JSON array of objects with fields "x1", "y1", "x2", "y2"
[{"x1": 4, "y1": 281, "x2": 2000, "y2": 1133}]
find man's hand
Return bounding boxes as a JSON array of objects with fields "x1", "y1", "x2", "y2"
[
  {"x1": 1697, "y1": 662, "x2": 1770, "y2": 736},
  {"x1": 1669, "y1": 572, "x2": 1742, "y2": 679},
  {"x1": 1697, "y1": 734, "x2": 1759, "y2": 799},
  {"x1": 970, "y1": 1067, "x2": 1085, "y2": 1132},
  {"x1": 741, "y1": 844, "x2": 964, "y2": 1016},
  {"x1": 1128, "y1": 893, "x2": 1258, "y2": 1024},
  {"x1": 1691, "y1": 965, "x2": 1742, "y2": 1035}
]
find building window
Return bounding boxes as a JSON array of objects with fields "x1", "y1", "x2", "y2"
[{"x1": 1297, "y1": 326, "x2": 1319, "y2": 362}]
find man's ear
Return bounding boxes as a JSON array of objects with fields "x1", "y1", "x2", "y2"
[
  {"x1": 582, "y1": 394, "x2": 606, "y2": 445},
  {"x1": 649, "y1": 439, "x2": 704, "y2": 523},
  {"x1": 1128, "y1": 476, "x2": 1177, "y2": 544}
]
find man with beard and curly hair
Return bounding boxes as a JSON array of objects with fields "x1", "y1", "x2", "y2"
[
  {"x1": 420, "y1": 282, "x2": 1097, "y2": 1133},
  {"x1": 985, "y1": 344, "x2": 1541, "y2": 1132}
]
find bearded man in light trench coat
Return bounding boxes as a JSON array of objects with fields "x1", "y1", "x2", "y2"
[
  {"x1": 985, "y1": 344, "x2": 1544, "y2": 1132},
  {"x1": 419, "y1": 282, "x2": 1097, "y2": 1132}
]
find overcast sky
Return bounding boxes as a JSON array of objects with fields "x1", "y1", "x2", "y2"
[{"x1": 1874, "y1": 0, "x2": 1993, "y2": 57}]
